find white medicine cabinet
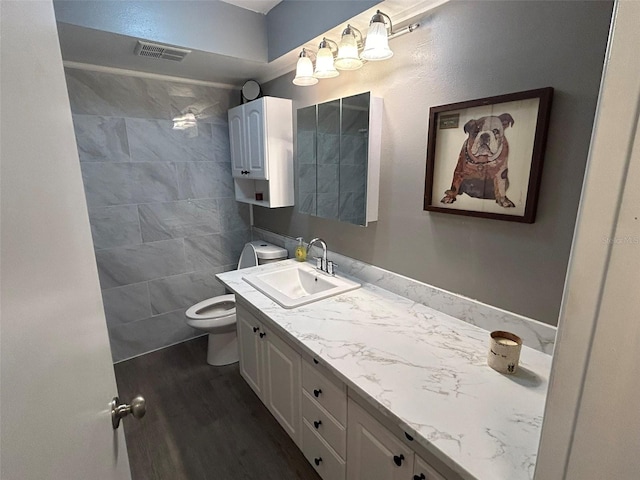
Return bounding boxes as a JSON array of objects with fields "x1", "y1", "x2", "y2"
[{"x1": 228, "y1": 96, "x2": 294, "y2": 208}]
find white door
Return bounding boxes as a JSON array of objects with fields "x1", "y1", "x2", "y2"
[
  {"x1": 413, "y1": 454, "x2": 446, "y2": 480},
  {"x1": 244, "y1": 99, "x2": 268, "y2": 179},
  {"x1": 263, "y1": 327, "x2": 302, "y2": 446},
  {"x1": 346, "y1": 399, "x2": 414, "y2": 480},
  {"x1": 236, "y1": 304, "x2": 265, "y2": 398},
  {"x1": 1, "y1": 2, "x2": 132, "y2": 479},
  {"x1": 228, "y1": 104, "x2": 246, "y2": 177}
]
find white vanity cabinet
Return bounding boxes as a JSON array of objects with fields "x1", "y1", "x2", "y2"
[
  {"x1": 236, "y1": 303, "x2": 450, "y2": 480},
  {"x1": 236, "y1": 304, "x2": 301, "y2": 446},
  {"x1": 301, "y1": 358, "x2": 348, "y2": 480},
  {"x1": 228, "y1": 97, "x2": 294, "y2": 208},
  {"x1": 414, "y1": 454, "x2": 446, "y2": 480},
  {"x1": 236, "y1": 304, "x2": 265, "y2": 397},
  {"x1": 347, "y1": 398, "x2": 414, "y2": 480}
]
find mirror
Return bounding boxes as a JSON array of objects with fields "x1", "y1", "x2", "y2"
[{"x1": 297, "y1": 92, "x2": 379, "y2": 226}]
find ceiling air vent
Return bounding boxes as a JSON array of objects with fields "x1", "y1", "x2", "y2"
[{"x1": 134, "y1": 41, "x2": 191, "y2": 62}]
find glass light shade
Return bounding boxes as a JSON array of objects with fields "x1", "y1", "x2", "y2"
[
  {"x1": 313, "y1": 47, "x2": 339, "y2": 78},
  {"x1": 361, "y1": 21, "x2": 393, "y2": 61},
  {"x1": 293, "y1": 56, "x2": 318, "y2": 86},
  {"x1": 335, "y1": 32, "x2": 363, "y2": 71}
]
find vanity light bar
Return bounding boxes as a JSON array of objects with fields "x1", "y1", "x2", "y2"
[{"x1": 292, "y1": 11, "x2": 421, "y2": 87}]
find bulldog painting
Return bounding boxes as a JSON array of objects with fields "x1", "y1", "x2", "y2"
[{"x1": 440, "y1": 113, "x2": 516, "y2": 207}]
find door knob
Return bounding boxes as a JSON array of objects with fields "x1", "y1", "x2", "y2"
[{"x1": 111, "y1": 395, "x2": 146, "y2": 429}]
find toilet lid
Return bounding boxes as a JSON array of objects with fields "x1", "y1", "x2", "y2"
[
  {"x1": 185, "y1": 294, "x2": 236, "y2": 320},
  {"x1": 237, "y1": 243, "x2": 258, "y2": 269}
]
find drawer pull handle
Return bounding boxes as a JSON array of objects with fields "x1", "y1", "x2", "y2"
[
  {"x1": 405, "y1": 432, "x2": 414, "y2": 441},
  {"x1": 313, "y1": 358, "x2": 319, "y2": 364},
  {"x1": 252, "y1": 326, "x2": 259, "y2": 333},
  {"x1": 414, "y1": 475, "x2": 426, "y2": 480},
  {"x1": 313, "y1": 420, "x2": 322, "y2": 429},
  {"x1": 393, "y1": 454, "x2": 405, "y2": 467},
  {"x1": 259, "y1": 332, "x2": 266, "y2": 338},
  {"x1": 313, "y1": 388, "x2": 322, "y2": 398},
  {"x1": 314, "y1": 457, "x2": 322, "y2": 466}
]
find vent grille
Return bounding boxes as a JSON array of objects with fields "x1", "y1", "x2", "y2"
[{"x1": 134, "y1": 41, "x2": 191, "y2": 62}]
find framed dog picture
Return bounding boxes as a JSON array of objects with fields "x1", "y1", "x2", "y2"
[{"x1": 424, "y1": 87, "x2": 553, "y2": 223}]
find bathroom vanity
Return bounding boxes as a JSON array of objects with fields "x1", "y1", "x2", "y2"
[{"x1": 217, "y1": 259, "x2": 552, "y2": 480}]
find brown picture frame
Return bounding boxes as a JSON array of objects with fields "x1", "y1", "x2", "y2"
[{"x1": 423, "y1": 87, "x2": 553, "y2": 223}]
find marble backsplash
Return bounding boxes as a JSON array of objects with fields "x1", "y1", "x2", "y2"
[{"x1": 252, "y1": 227, "x2": 557, "y2": 355}]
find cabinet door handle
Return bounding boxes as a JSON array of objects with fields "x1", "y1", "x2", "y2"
[
  {"x1": 314, "y1": 457, "x2": 322, "y2": 466},
  {"x1": 393, "y1": 454, "x2": 405, "y2": 467},
  {"x1": 252, "y1": 326, "x2": 259, "y2": 333},
  {"x1": 313, "y1": 420, "x2": 322, "y2": 429},
  {"x1": 413, "y1": 475, "x2": 426, "y2": 480},
  {"x1": 313, "y1": 388, "x2": 322, "y2": 398},
  {"x1": 259, "y1": 332, "x2": 266, "y2": 338}
]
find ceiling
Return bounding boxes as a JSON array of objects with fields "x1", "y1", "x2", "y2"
[
  {"x1": 219, "y1": 0, "x2": 282, "y2": 14},
  {"x1": 56, "y1": 0, "x2": 448, "y2": 88}
]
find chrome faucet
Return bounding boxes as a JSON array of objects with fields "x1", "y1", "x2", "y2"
[{"x1": 306, "y1": 237, "x2": 335, "y2": 275}]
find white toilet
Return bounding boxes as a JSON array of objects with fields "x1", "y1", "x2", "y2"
[{"x1": 185, "y1": 240, "x2": 288, "y2": 366}]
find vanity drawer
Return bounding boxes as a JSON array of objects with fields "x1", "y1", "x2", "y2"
[
  {"x1": 302, "y1": 419, "x2": 346, "y2": 480},
  {"x1": 302, "y1": 390, "x2": 346, "y2": 458},
  {"x1": 302, "y1": 360, "x2": 347, "y2": 425}
]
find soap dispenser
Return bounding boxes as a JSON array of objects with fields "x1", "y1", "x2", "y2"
[{"x1": 295, "y1": 237, "x2": 306, "y2": 262}]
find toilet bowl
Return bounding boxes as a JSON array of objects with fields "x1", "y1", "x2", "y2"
[{"x1": 185, "y1": 241, "x2": 288, "y2": 366}]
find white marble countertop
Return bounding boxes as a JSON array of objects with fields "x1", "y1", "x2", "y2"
[{"x1": 217, "y1": 259, "x2": 551, "y2": 480}]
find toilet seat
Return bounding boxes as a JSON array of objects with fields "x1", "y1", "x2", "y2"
[
  {"x1": 184, "y1": 241, "x2": 288, "y2": 366},
  {"x1": 185, "y1": 294, "x2": 236, "y2": 326}
]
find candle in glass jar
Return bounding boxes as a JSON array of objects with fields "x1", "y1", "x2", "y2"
[{"x1": 495, "y1": 336, "x2": 518, "y2": 347}]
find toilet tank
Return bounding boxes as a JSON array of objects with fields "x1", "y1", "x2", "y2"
[{"x1": 251, "y1": 240, "x2": 288, "y2": 265}]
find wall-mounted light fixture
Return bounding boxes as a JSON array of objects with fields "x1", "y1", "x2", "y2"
[
  {"x1": 292, "y1": 10, "x2": 420, "y2": 87},
  {"x1": 361, "y1": 11, "x2": 393, "y2": 61},
  {"x1": 335, "y1": 25, "x2": 364, "y2": 71},
  {"x1": 293, "y1": 48, "x2": 318, "y2": 86},
  {"x1": 314, "y1": 38, "x2": 339, "y2": 79}
]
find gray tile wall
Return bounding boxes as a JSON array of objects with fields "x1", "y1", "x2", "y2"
[{"x1": 66, "y1": 69, "x2": 248, "y2": 362}]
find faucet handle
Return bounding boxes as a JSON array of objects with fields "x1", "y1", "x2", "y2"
[
  {"x1": 314, "y1": 256, "x2": 322, "y2": 270},
  {"x1": 327, "y1": 261, "x2": 337, "y2": 276}
]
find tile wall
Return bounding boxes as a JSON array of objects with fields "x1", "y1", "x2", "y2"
[{"x1": 65, "y1": 68, "x2": 248, "y2": 362}]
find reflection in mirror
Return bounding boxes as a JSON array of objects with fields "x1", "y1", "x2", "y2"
[
  {"x1": 339, "y1": 93, "x2": 369, "y2": 224},
  {"x1": 316, "y1": 99, "x2": 341, "y2": 220},
  {"x1": 297, "y1": 92, "x2": 378, "y2": 226},
  {"x1": 297, "y1": 105, "x2": 317, "y2": 215}
]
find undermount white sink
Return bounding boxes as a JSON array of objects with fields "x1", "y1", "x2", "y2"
[{"x1": 243, "y1": 262, "x2": 361, "y2": 309}]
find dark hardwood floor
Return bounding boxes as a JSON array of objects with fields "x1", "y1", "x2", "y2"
[{"x1": 114, "y1": 336, "x2": 321, "y2": 480}]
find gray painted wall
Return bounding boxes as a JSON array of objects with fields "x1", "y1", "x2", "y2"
[
  {"x1": 65, "y1": 69, "x2": 250, "y2": 361},
  {"x1": 256, "y1": 0, "x2": 613, "y2": 325},
  {"x1": 266, "y1": 0, "x2": 378, "y2": 61}
]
